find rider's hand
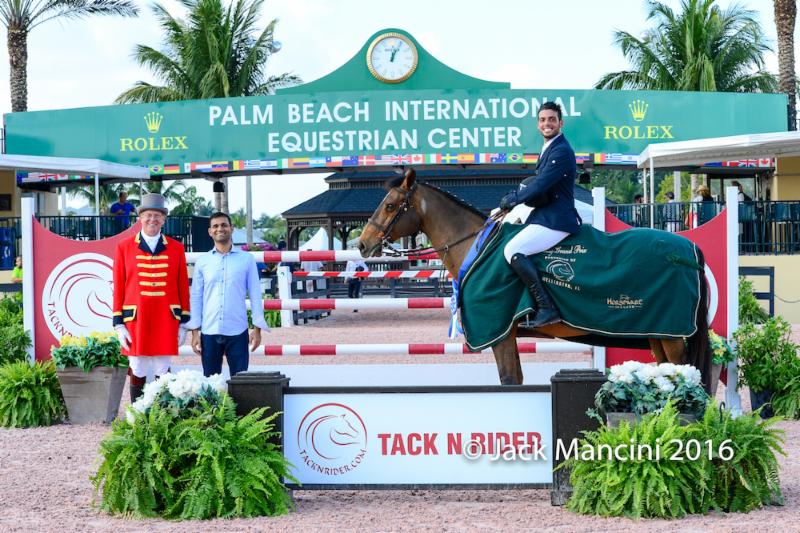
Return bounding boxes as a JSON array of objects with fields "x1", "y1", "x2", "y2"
[
  {"x1": 500, "y1": 192, "x2": 518, "y2": 211},
  {"x1": 115, "y1": 325, "x2": 132, "y2": 351}
]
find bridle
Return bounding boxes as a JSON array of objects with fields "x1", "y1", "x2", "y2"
[
  {"x1": 365, "y1": 183, "x2": 498, "y2": 262},
  {"x1": 365, "y1": 183, "x2": 418, "y2": 250}
]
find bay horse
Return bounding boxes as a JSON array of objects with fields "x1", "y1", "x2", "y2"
[{"x1": 358, "y1": 170, "x2": 712, "y2": 391}]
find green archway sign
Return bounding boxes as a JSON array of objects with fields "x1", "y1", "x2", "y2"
[{"x1": 4, "y1": 29, "x2": 787, "y2": 177}]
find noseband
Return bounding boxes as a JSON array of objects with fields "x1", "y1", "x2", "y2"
[{"x1": 366, "y1": 183, "x2": 418, "y2": 249}]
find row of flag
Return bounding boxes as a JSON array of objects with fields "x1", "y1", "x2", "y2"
[
  {"x1": 148, "y1": 152, "x2": 606, "y2": 174},
  {"x1": 18, "y1": 155, "x2": 772, "y2": 182}
]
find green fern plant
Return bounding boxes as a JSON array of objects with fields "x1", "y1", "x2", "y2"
[
  {"x1": 0, "y1": 360, "x2": 65, "y2": 428},
  {"x1": 563, "y1": 402, "x2": 710, "y2": 519},
  {"x1": 167, "y1": 396, "x2": 296, "y2": 519},
  {"x1": 0, "y1": 323, "x2": 32, "y2": 366},
  {"x1": 93, "y1": 393, "x2": 296, "y2": 519},
  {"x1": 92, "y1": 403, "x2": 179, "y2": 517},
  {"x1": 689, "y1": 401, "x2": 785, "y2": 512}
]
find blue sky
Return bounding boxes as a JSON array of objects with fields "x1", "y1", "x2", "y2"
[{"x1": 0, "y1": 0, "x2": 788, "y2": 216}]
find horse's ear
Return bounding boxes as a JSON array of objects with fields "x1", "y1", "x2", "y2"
[{"x1": 401, "y1": 168, "x2": 416, "y2": 190}]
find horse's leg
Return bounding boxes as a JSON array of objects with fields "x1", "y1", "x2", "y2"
[
  {"x1": 492, "y1": 322, "x2": 523, "y2": 385},
  {"x1": 661, "y1": 339, "x2": 687, "y2": 364},
  {"x1": 649, "y1": 339, "x2": 667, "y2": 364}
]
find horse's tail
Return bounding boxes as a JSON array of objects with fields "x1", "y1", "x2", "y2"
[{"x1": 686, "y1": 246, "x2": 712, "y2": 393}]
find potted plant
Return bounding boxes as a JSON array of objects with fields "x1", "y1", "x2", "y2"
[
  {"x1": 592, "y1": 361, "x2": 708, "y2": 427},
  {"x1": 734, "y1": 316, "x2": 800, "y2": 419},
  {"x1": 93, "y1": 370, "x2": 297, "y2": 519},
  {"x1": 50, "y1": 332, "x2": 128, "y2": 424},
  {"x1": 708, "y1": 330, "x2": 735, "y2": 397}
]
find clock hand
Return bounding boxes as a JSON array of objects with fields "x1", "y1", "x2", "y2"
[{"x1": 390, "y1": 46, "x2": 398, "y2": 62}]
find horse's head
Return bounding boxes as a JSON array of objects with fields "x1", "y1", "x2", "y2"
[{"x1": 358, "y1": 169, "x2": 422, "y2": 257}]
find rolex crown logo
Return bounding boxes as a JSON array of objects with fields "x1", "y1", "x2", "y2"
[
  {"x1": 144, "y1": 112, "x2": 164, "y2": 133},
  {"x1": 628, "y1": 99, "x2": 648, "y2": 122}
]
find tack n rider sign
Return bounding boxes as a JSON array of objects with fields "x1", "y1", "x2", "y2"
[
  {"x1": 4, "y1": 29, "x2": 786, "y2": 177},
  {"x1": 32, "y1": 220, "x2": 138, "y2": 361}
]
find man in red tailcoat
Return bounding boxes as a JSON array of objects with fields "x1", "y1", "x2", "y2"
[{"x1": 113, "y1": 193, "x2": 190, "y2": 402}]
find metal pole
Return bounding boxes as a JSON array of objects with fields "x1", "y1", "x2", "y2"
[
  {"x1": 649, "y1": 158, "x2": 655, "y2": 228},
  {"x1": 94, "y1": 172, "x2": 100, "y2": 239},
  {"x1": 22, "y1": 197, "x2": 35, "y2": 363},
  {"x1": 277, "y1": 265, "x2": 294, "y2": 328},
  {"x1": 60, "y1": 187, "x2": 67, "y2": 216},
  {"x1": 246, "y1": 175, "x2": 253, "y2": 247},
  {"x1": 725, "y1": 186, "x2": 742, "y2": 415},
  {"x1": 590, "y1": 186, "x2": 607, "y2": 370},
  {"x1": 643, "y1": 167, "x2": 648, "y2": 203}
]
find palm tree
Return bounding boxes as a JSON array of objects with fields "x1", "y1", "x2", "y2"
[
  {"x1": 115, "y1": 0, "x2": 300, "y2": 103},
  {"x1": 126, "y1": 180, "x2": 187, "y2": 206},
  {"x1": 596, "y1": 0, "x2": 777, "y2": 93},
  {"x1": 170, "y1": 185, "x2": 214, "y2": 216},
  {"x1": 0, "y1": 0, "x2": 138, "y2": 112},
  {"x1": 115, "y1": 0, "x2": 301, "y2": 212},
  {"x1": 69, "y1": 183, "x2": 128, "y2": 214},
  {"x1": 774, "y1": 0, "x2": 797, "y2": 130}
]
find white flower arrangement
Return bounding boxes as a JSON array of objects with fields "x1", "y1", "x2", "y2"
[
  {"x1": 127, "y1": 370, "x2": 228, "y2": 423},
  {"x1": 607, "y1": 360, "x2": 701, "y2": 388},
  {"x1": 596, "y1": 361, "x2": 707, "y2": 417}
]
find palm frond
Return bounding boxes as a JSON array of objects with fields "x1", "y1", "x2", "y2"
[
  {"x1": 31, "y1": 0, "x2": 138, "y2": 29},
  {"x1": 596, "y1": 0, "x2": 772, "y2": 93}
]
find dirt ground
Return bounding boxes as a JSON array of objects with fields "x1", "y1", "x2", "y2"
[{"x1": 1, "y1": 309, "x2": 798, "y2": 532}]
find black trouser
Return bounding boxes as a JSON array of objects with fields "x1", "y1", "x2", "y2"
[{"x1": 348, "y1": 279, "x2": 362, "y2": 299}]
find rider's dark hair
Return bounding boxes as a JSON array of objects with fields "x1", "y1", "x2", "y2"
[
  {"x1": 538, "y1": 101, "x2": 563, "y2": 120},
  {"x1": 209, "y1": 211, "x2": 232, "y2": 225}
]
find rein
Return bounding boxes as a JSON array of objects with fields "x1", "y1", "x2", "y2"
[{"x1": 367, "y1": 184, "x2": 505, "y2": 263}]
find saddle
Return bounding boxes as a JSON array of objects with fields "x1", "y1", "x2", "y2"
[{"x1": 458, "y1": 224, "x2": 703, "y2": 351}]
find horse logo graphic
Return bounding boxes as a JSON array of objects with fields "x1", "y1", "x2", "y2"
[
  {"x1": 296, "y1": 403, "x2": 368, "y2": 475},
  {"x1": 41, "y1": 253, "x2": 114, "y2": 339},
  {"x1": 546, "y1": 259, "x2": 575, "y2": 282}
]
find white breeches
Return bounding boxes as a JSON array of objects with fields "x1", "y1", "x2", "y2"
[
  {"x1": 503, "y1": 224, "x2": 570, "y2": 263},
  {"x1": 128, "y1": 356, "x2": 173, "y2": 378}
]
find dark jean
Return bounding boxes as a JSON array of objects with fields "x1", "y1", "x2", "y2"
[{"x1": 200, "y1": 330, "x2": 249, "y2": 377}]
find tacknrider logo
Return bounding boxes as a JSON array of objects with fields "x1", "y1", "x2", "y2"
[
  {"x1": 603, "y1": 99, "x2": 674, "y2": 141},
  {"x1": 119, "y1": 112, "x2": 189, "y2": 152},
  {"x1": 296, "y1": 403, "x2": 368, "y2": 476},
  {"x1": 41, "y1": 253, "x2": 114, "y2": 339}
]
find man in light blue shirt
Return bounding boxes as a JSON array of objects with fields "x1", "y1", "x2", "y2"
[{"x1": 186, "y1": 212, "x2": 269, "y2": 376}]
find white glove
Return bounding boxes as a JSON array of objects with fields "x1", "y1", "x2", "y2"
[
  {"x1": 178, "y1": 325, "x2": 188, "y2": 347},
  {"x1": 115, "y1": 325, "x2": 131, "y2": 351}
]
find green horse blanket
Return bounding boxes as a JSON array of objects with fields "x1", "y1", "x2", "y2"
[{"x1": 458, "y1": 224, "x2": 703, "y2": 351}]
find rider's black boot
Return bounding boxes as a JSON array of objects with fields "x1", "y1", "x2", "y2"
[{"x1": 509, "y1": 253, "x2": 560, "y2": 327}]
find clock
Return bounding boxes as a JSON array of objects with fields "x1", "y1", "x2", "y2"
[{"x1": 366, "y1": 32, "x2": 418, "y2": 83}]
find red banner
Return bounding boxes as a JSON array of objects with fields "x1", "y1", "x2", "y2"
[
  {"x1": 32, "y1": 220, "x2": 139, "y2": 361},
  {"x1": 604, "y1": 210, "x2": 728, "y2": 367}
]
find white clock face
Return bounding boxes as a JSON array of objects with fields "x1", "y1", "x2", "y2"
[{"x1": 368, "y1": 35, "x2": 417, "y2": 83}]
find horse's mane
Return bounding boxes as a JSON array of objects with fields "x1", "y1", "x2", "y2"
[{"x1": 386, "y1": 177, "x2": 486, "y2": 219}]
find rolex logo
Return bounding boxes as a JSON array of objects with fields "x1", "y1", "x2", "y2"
[
  {"x1": 628, "y1": 99, "x2": 648, "y2": 122},
  {"x1": 121, "y1": 112, "x2": 188, "y2": 153},
  {"x1": 144, "y1": 112, "x2": 164, "y2": 133}
]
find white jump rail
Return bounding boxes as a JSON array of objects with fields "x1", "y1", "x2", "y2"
[
  {"x1": 293, "y1": 270, "x2": 452, "y2": 279},
  {"x1": 177, "y1": 341, "x2": 592, "y2": 356},
  {"x1": 262, "y1": 297, "x2": 448, "y2": 310},
  {"x1": 186, "y1": 250, "x2": 440, "y2": 263}
]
